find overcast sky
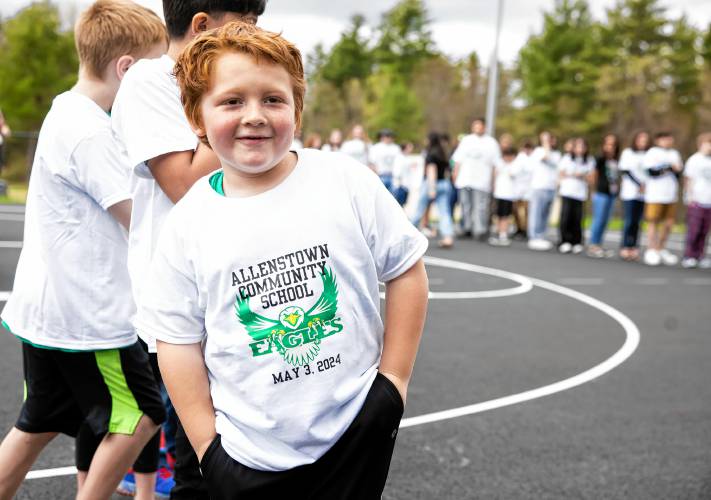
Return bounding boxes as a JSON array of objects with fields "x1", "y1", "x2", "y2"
[{"x1": 2, "y1": 0, "x2": 710, "y2": 63}]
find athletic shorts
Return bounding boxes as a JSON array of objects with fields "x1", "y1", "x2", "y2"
[
  {"x1": 496, "y1": 198, "x2": 514, "y2": 217},
  {"x1": 199, "y1": 372, "x2": 404, "y2": 500},
  {"x1": 645, "y1": 202, "x2": 676, "y2": 223},
  {"x1": 17, "y1": 341, "x2": 165, "y2": 438}
]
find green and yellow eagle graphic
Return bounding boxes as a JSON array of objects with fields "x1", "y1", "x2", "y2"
[{"x1": 235, "y1": 267, "x2": 339, "y2": 366}]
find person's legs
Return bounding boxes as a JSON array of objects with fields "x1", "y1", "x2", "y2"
[
  {"x1": 410, "y1": 185, "x2": 432, "y2": 229},
  {"x1": 685, "y1": 203, "x2": 703, "y2": 259},
  {"x1": 528, "y1": 191, "x2": 542, "y2": 239},
  {"x1": 622, "y1": 200, "x2": 635, "y2": 249},
  {"x1": 559, "y1": 197, "x2": 573, "y2": 244},
  {"x1": 459, "y1": 188, "x2": 474, "y2": 234},
  {"x1": 537, "y1": 190, "x2": 554, "y2": 240},
  {"x1": 379, "y1": 174, "x2": 393, "y2": 193},
  {"x1": 658, "y1": 204, "x2": 676, "y2": 249},
  {"x1": 571, "y1": 199, "x2": 584, "y2": 246},
  {"x1": 171, "y1": 421, "x2": 209, "y2": 500},
  {"x1": 0, "y1": 428, "x2": 57, "y2": 499},
  {"x1": 473, "y1": 189, "x2": 491, "y2": 238},
  {"x1": 590, "y1": 193, "x2": 609, "y2": 246},
  {"x1": 435, "y1": 181, "x2": 454, "y2": 243}
]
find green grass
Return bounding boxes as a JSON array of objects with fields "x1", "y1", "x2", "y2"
[{"x1": 0, "y1": 182, "x2": 28, "y2": 205}]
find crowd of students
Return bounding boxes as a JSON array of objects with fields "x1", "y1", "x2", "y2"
[{"x1": 299, "y1": 119, "x2": 711, "y2": 268}]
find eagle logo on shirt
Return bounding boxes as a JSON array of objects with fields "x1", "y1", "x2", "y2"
[{"x1": 235, "y1": 268, "x2": 341, "y2": 366}]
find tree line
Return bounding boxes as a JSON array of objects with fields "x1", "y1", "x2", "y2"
[{"x1": 1, "y1": 0, "x2": 710, "y2": 180}]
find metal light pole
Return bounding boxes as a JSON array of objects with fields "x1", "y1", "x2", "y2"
[{"x1": 485, "y1": 0, "x2": 505, "y2": 137}]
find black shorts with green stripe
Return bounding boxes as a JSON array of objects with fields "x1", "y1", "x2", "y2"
[{"x1": 17, "y1": 341, "x2": 165, "y2": 438}]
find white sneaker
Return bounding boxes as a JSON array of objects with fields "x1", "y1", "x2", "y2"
[
  {"x1": 572, "y1": 244, "x2": 584, "y2": 254},
  {"x1": 699, "y1": 258, "x2": 711, "y2": 269},
  {"x1": 499, "y1": 235, "x2": 511, "y2": 247},
  {"x1": 558, "y1": 242, "x2": 572, "y2": 254},
  {"x1": 528, "y1": 239, "x2": 552, "y2": 251},
  {"x1": 681, "y1": 257, "x2": 698, "y2": 269},
  {"x1": 659, "y1": 249, "x2": 679, "y2": 266},
  {"x1": 644, "y1": 249, "x2": 661, "y2": 266},
  {"x1": 488, "y1": 236, "x2": 502, "y2": 246}
]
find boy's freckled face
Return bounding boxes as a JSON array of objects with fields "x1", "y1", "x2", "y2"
[{"x1": 200, "y1": 52, "x2": 296, "y2": 176}]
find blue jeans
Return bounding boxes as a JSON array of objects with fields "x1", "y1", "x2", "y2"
[
  {"x1": 590, "y1": 192, "x2": 616, "y2": 245},
  {"x1": 527, "y1": 189, "x2": 555, "y2": 240},
  {"x1": 379, "y1": 174, "x2": 393, "y2": 193},
  {"x1": 622, "y1": 199, "x2": 645, "y2": 248},
  {"x1": 411, "y1": 180, "x2": 454, "y2": 238}
]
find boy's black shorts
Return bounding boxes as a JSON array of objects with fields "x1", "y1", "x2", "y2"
[
  {"x1": 16, "y1": 341, "x2": 165, "y2": 438},
  {"x1": 495, "y1": 198, "x2": 514, "y2": 218},
  {"x1": 199, "y1": 372, "x2": 405, "y2": 500}
]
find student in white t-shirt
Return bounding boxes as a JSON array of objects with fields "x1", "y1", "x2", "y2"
[
  {"x1": 139, "y1": 24, "x2": 429, "y2": 499},
  {"x1": 320, "y1": 128, "x2": 343, "y2": 152},
  {"x1": 111, "y1": 1, "x2": 266, "y2": 497},
  {"x1": 452, "y1": 117, "x2": 501, "y2": 240},
  {"x1": 392, "y1": 141, "x2": 421, "y2": 207},
  {"x1": 0, "y1": 4, "x2": 167, "y2": 500},
  {"x1": 642, "y1": 132, "x2": 683, "y2": 266},
  {"x1": 682, "y1": 133, "x2": 711, "y2": 268},
  {"x1": 512, "y1": 140, "x2": 534, "y2": 239},
  {"x1": 618, "y1": 131, "x2": 650, "y2": 261},
  {"x1": 489, "y1": 147, "x2": 521, "y2": 246},
  {"x1": 557, "y1": 138, "x2": 595, "y2": 254},
  {"x1": 341, "y1": 124, "x2": 371, "y2": 166},
  {"x1": 369, "y1": 128, "x2": 403, "y2": 193},
  {"x1": 527, "y1": 131, "x2": 562, "y2": 250}
]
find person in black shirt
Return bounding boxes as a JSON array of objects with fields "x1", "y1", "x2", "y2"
[
  {"x1": 588, "y1": 134, "x2": 620, "y2": 258},
  {"x1": 411, "y1": 132, "x2": 454, "y2": 248}
]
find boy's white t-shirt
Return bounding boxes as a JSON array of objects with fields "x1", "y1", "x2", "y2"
[
  {"x1": 452, "y1": 133, "x2": 501, "y2": 192},
  {"x1": 111, "y1": 54, "x2": 200, "y2": 349},
  {"x1": 558, "y1": 154, "x2": 594, "y2": 201},
  {"x1": 618, "y1": 148, "x2": 647, "y2": 201},
  {"x1": 340, "y1": 139, "x2": 369, "y2": 166},
  {"x1": 136, "y1": 150, "x2": 428, "y2": 471},
  {"x1": 2, "y1": 91, "x2": 135, "y2": 350},
  {"x1": 684, "y1": 152, "x2": 711, "y2": 206},
  {"x1": 642, "y1": 146, "x2": 682, "y2": 204},
  {"x1": 369, "y1": 142, "x2": 402, "y2": 176},
  {"x1": 530, "y1": 147, "x2": 562, "y2": 191},
  {"x1": 493, "y1": 158, "x2": 520, "y2": 201}
]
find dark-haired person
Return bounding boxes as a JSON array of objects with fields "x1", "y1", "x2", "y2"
[
  {"x1": 557, "y1": 138, "x2": 595, "y2": 254},
  {"x1": 411, "y1": 132, "x2": 455, "y2": 248},
  {"x1": 370, "y1": 128, "x2": 403, "y2": 193},
  {"x1": 587, "y1": 134, "x2": 620, "y2": 258},
  {"x1": 111, "y1": 1, "x2": 267, "y2": 498},
  {"x1": 489, "y1": 147, "x2": 521, "y2": 246},
  {"x1": 618, "y1": 131, "x2": 651, "y2": 261},
  {"x1": 642, "y1": 132, "x2": 683, "y2": 266}
]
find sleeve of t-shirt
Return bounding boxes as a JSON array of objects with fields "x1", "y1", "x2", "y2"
[
  {"x1": 684, "y1": 156, "x2": 698, "y2": 179},
  {"x1": 352, "y1": 163, "x2": 428, "y2": 282},
  {"x1": 134, "y1": 208, "x2": 206, "y2": 344},
  {"x1": 451, "y1": 139, "x2": 468, "y2": 163},
  {"x1": 619, "y1": 149, "x2": 633, "y2": 172},
  {"x1": 70, "y1": 131, "x2": 131, "y2": 210},
  {"x1": 115, "y1": 73, "x2": 199, "y2": 179}
]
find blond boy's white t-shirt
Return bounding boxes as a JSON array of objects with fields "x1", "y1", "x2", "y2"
[
  {"x1": 643, "y1": 146, "x2": 682, "y2": 204},
  {"x1": 136, "y1": 150, "x2": 428, "y2": 471},
  {"x1": 2, "y1": 91, "x2": 135, "y2": 350},
  {"x1": 112, "y1": 54, "x2": 200, "y2": 349}
]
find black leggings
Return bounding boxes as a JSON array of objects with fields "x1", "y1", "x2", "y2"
[{"x1": 559, "y1": 197, "x2": 584, "y2": 245}]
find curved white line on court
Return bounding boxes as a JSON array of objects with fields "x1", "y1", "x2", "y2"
[
  {"x1": 400, "y1": 256, "x2": 640, "y2": 428},
  {"x1": 379, "y1": 257, "x2": 534, "y2": 300},
  {"x1": 24, "y1": 257, "x2": 639, "y2": 480}
]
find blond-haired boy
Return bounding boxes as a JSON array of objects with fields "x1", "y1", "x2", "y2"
[
  {"x1": 0, "y1": 2, "x2": 167, "y2": 499},
  {"x1": 137, "y1": 22, "x2": 429, "y2": 498}
]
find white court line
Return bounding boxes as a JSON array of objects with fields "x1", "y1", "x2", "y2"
[
  {"x1": 634, "y1": 278, "x2": 669, "y2": 286},
  {"x1": 0, "y1": 214, "x2": 25, "y2": 222},
  {"x1": 22, "y1": 258, "x2": 640, "y2": 480},
  {"x1": 683, "y1": 278, "x2": 711, "y2": 286},
  {"x1": 399, "y1": 257, "x2": 640, "y2": 428},
  {"x1": 557, "y1": 278, "x2": 605, "y2": 286},
  {"x1": 0, "y1": 241, "x2": 22, "y2": 248}
]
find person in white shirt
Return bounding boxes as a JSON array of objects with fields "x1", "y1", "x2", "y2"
[
  {"x1": 557, "y1": 138, "x2": 595, "y2": 254},
  {"x1": 489, "y1": 147, "x2": 522, "y2": 246},
  {"x1": 0, "y1": 3, "x2": 168, "y2": 499},
  {"x1": 512, "y1": 140, "x2": 534, "y2": 239},
  {"x1": 392, "y1": 141, "x2": 422, "y2": 207},
  {"x1": 452, "y1": 117, "x2": 501, "y2": 240},
  {"x1": 642, "y1": 132, "x2": 683, "y2": 266},
  {"x1": 321, "y1": 128, "x2": 343, "y2": 152},
  {"x1": 527, "y1": 131, "x2": 562, "y2": 250},
  {"x1": 341, "y1": 124, "x2": 370, "y2": 166},
  {"x1": 618, "y1": 131, "x2": 651, "y2": 261},
  {"x1": 141, "y1": 24, "x2": 429, "y2": 498},
  {"x1": 682, "y1": 133, "x2": 711, "y2": 268},
  {"x1": 111, "y1": 1, "x2": 266, "y2": 497},
  {"x1": 369, "y1": 129, "x2": 403, "y2": 193}
]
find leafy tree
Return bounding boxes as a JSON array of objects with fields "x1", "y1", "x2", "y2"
[
  {"x1": 372, "y1": 0, "x2": 436, "y2": 79},
  {"x1": 364, "y1": 70, "x2": 423, "y2": 143},
  {"x1": 0, "y1": 2, "x2": 78, "y2": 132}
]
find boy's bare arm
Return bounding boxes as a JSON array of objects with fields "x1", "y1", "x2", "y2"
[
  {"x1": 148, "y1": 143, "x2": 220, "y2": 204},
  {"x1": 107, "y1": 199, "x2": 132, "y2": 231},
  {"x1": 379, "y1": 259, "x2": 429, "y2": 405},
  {"x1": 156, "y1": 341, "x2": 216, "y2": 460}
]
